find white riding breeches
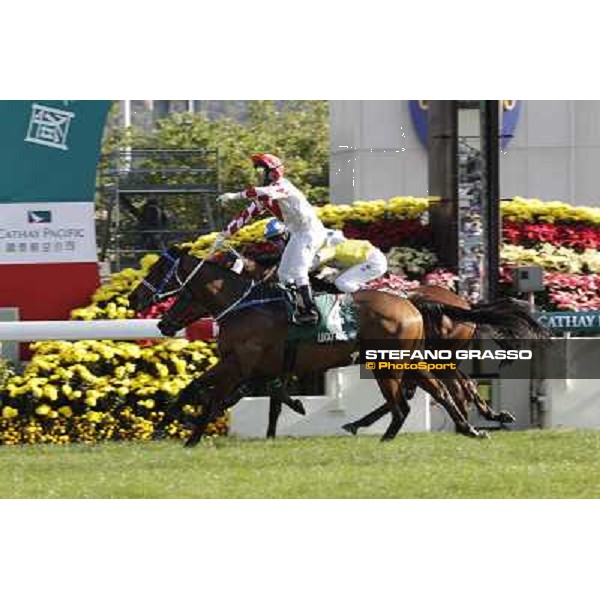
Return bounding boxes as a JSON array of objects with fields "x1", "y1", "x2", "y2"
[
  {"x1": 278, "y1": 225, "x2": 327, "y2": 286},
  {"x1": 334, "y1": 248, "x2": 388, "y2": 293}
]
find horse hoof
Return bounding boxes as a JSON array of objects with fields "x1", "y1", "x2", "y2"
[
  {"x1": 462, "y1": 426, "x2": 489, "y2": 439},
  {"x1": 289, "y1": 399, "x2": 306, "y2": 415},
  {"x1": 342, "y1": 423, "x2": 358, "y2": 436},
  {"x1": 184, "y1": 436, "x2": 200, "y2": 448},
  {"x1": 498, "y1": 411, "x2": 516, "y2": 424}
]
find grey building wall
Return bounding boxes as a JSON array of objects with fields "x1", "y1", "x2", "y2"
[
  {"x1": 501, "y1": 100, "x2": 600, "y2": 205},
  {"x1": 330, "y1": 100, "x2": 600, "y2": 206},
  {"x1": 329, "y1": 101, "x2": 428, "y2": 202}
]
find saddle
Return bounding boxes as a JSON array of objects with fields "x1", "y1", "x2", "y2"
[{"x1": 224, "y1": 282, "x2": 358, "y2": 344}]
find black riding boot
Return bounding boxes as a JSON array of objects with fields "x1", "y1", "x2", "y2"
[{"x1": 293, "y1": 284, "x2": 319, "y2": 326}]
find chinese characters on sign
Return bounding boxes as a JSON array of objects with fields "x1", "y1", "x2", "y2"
[
  {"x1": 2, "y1": 241, "x2": 77, "y2": 254},
  {"x1": 0, "y1": 202, "x2": 97, "y2": 264},
  {"x1": 25, "y1": 104, "x2": 75, "y2": 151}
]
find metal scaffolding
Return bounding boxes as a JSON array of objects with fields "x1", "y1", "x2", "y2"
[{"x1": 99, "y1": 148, "x2": 220, "y2": 271}]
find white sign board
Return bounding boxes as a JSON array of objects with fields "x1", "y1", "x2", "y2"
[{"x1": 0, "y1": 202, "x2": 97, "y2": 264}]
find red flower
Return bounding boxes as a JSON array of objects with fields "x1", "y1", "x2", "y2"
[
  {"x1": 502, "y1": 221, "x2": 600, "y2": 251},
  {"x1": 343, "y1": 219, "x2": 431, "y2": 251}
]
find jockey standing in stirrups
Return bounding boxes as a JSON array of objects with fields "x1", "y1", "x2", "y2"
[{"x1": 216, "y1": 153, "x2": 326, "y2": 326}]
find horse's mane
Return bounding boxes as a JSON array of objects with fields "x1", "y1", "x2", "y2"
[{"x1": 183, "y1": 252, "x2": 286, "y2": 296}]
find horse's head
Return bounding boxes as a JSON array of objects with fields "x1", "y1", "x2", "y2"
[
  {"x1": 128, "y1": 245, "x2": 189, "y2": 313},
  {"x1": 157, "y1": 287, "x2": 200, "y2": 337},
  {"x1": 157, "y1": 255, "x2": 252, "y2": 337}
]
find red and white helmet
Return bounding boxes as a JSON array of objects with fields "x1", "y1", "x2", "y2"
[{"x1": 251, "y1": 153, "x2": 284, "y2": 182}]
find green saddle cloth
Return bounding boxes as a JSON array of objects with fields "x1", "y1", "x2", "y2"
[
  {"x1": 226, "y1": 284, "x2": 358, "y2": 344},
  {"x1": 287, "y1": 293, "x2": 358, "y2": 343}
]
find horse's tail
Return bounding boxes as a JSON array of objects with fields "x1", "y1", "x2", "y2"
[
  {"x1": 432, "y1": 297, "x2": 550, "y2": 341},
  {"x1": 410, "y1": 295, "x2": 446, "y2": 339}
]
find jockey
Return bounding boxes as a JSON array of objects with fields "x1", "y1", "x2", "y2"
[
  {"x1": 263, "y1": 218, "x2": 289, "y2": 254},
  {"x1": 216, "y1": 153, "x2": 327, "y2": 325},
  {"x1": 315, "y1": 229, "x2": 388, "y2": 292},
  {"x1": 265, "y1": 220, "x2": 388, "y2": 293}
]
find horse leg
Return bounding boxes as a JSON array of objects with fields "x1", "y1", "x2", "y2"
[
  {"x1": 341, "y1": 378, "x2": 416, "y2": 435},
  {"x1": 342, "y1": 403, "x2": 389, "y2": 435},
  {"x1": 281, "y1": 393, "x2": 306, "y2": 416},
  {"x1": 173, "y1": 362, "x2": 227, "y2": 412},
  {"x1": 447, "y1": 377, "x2": 469, "y2": 420},
  {"x1": 373, "y1": 376, "x2": 411, "y2": 442},
  {"x1": 457, "y1": 370, "x2": 515, "y2": 424},
  {"x1": 384, "y1": 377, "x2": 412, "y2": 441},
  {"x1": 185, "y1": 357, "x2": 244, "y2": 447},
  {"x1": 266, "y1": 388, "x2": 283, "y2": 438},
  {"x1": 442, "y1": 377, "x2": 470, "y2": 434},
  {"x1": 265, "y1": 379, "x2": 308, "y2": 438},
  {"x1": 417, "y1": 371, "x2": 489, "y2": 439},
  {"x1": 268, "y1": 378, "x2": 306, "y2": 416},
  {"x1": 402, "y1": 379, "x2": 418, "y2": 400},
  {"x1": 157, "y1": 367, "x2": 223, "y2": 435}
]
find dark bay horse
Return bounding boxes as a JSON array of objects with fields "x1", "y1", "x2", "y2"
[{"x1": 127, "y1": 247, "x2": 309, "y2": 436}]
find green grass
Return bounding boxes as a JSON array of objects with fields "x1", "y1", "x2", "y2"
[{"x1": 1, "y1": 429, "x2": 600, "y2": 498}]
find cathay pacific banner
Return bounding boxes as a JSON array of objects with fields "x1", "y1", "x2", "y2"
[
  {"x1": 0, "y1": 100, "x2": 109, "y2": 349},
  {"x1": 0, "y1": 202, "x2": 97, "y2": 264}
]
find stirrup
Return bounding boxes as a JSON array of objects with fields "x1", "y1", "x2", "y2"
[{"x1": 293, "y1": 308, "x2": 319, "y2": 326}]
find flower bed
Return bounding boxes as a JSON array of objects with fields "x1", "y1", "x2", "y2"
[
  {"x1": 501, "y1": 243, "x2": 600, "y2": 275},
  {"x1": 498, "y1": 199, "x2": 600, "y2": 310},
  {"x1": 503, "y1": 221, "x2": 600, "y2": 251},
  {"x1": 0, "y1": 338, "x2": 226, "y2": 445}
]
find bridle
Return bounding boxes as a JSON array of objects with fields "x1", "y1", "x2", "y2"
[
  {"x1": 139, "y1": 250, "x2": 184, "y2": 303},
  {"x1": 144, "y1": 240, "x2": 256, "y2": 321}
]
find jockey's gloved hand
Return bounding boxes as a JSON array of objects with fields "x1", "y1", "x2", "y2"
[
  {"x1": 215, "y1": 231, "x2": 231, "y2": 249},
  {"x1": 310, "y1": 253, "x2": 322, "y2": 271},
  {"x1": 217, "y1": 192, "x2": 240, "y2": 204}
]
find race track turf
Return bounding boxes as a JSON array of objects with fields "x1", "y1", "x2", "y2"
[{"x1": 1, "y1": 429, "x2": 599, "y2": 498}]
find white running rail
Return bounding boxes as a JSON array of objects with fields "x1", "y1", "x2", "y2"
[{"x1": 0, "y1": 319, "x2": 184, "y2": 342}]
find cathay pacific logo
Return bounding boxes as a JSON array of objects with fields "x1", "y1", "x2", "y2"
[{"x1": 27, "y1": 210, "x2": 52, "y2": 224}]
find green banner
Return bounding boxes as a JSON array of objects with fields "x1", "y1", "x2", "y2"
[{"x1": 0, "y1": 100, "x2": 111, "y2": 203}]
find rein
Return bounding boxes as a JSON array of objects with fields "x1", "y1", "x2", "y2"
[
  {"x1": 213, "y1": 279, "x2": 256, "y2": 323},
  {"x1": 155, "y1": 238, "x2": 257, "y2": 322},
  {"x1": 145, "y1": 238, "x2": 240, "y2": 302},
  {"x1": 141, "y1": 251, "x2": 183, "y2": 301}
]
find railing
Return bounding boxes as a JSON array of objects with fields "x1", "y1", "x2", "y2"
[
  {"x1": 0, "y1": 318, "x2": 217, "y2": 342},
  {"x1": 1, "y1": 311, "x2": 599, "y2": 343}
]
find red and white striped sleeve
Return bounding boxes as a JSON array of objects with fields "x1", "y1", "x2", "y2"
[
  {"x1": 243, "y1": 184, "x2": 289, "y2": 202},
  {"x1": 244, "y1": 185, "x2": 287, "y2": 220},
  {"x1": 224, "y1": 200, "x2": 265, "y2": 236}
]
